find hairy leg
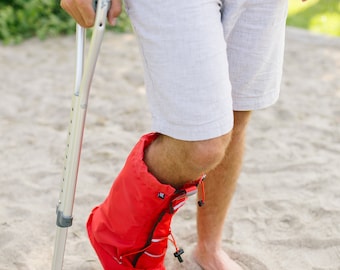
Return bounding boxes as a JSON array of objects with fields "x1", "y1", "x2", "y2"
[
  {"x1": 194, "y1": 111, "x2": 252, "y2": 270},
  {"x1": 144, "y1": 133, "x2": 231, "y2": 189}
]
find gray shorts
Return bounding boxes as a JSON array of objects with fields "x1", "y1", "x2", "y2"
[{"x1": 124, "y1": 0, "x2": 288, "y2": 141}]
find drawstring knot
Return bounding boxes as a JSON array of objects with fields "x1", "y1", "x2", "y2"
[
  {"x1": 197, "y1": 174, "x2": 206, "y2": 207},
  {"x1": 169, "y1": 230, "x2": 184, "y2": 263}
]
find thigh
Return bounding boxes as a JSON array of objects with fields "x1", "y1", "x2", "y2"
[
  {"x1": 222, "y1": 0, "x2": 288, "y2": 110},
  {"x1": 124, "y1": 0, "x2": 234, "y2": 141}
]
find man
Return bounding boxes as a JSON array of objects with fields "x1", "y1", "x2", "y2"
[{"x1": 61, "y1": 0, "x2": 306, "y2": 269}]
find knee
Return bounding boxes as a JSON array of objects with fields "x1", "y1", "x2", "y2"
[{"x1": 188, "y1": 133, "x2": 231, "y2": 172}]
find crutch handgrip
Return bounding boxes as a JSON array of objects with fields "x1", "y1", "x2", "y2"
[{"x1": 92, "y1": 0, "x2": 111, "y2": 13}]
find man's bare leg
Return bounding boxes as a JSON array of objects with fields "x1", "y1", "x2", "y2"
[
  {"x1": 144, "y1": 132, "x2": 231, "y2": 189},
  {"x1": 194, "y1": 111, "x2": 252, "y2": 270}
]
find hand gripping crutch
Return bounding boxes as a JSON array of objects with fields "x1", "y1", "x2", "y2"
[{"x1": 52, "y1": 1, "x2": 110, "y2": 269}]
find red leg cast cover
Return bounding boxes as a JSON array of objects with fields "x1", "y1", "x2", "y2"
[{"x1": 87, "y1": 133, "x2": 198, "y2": 270}]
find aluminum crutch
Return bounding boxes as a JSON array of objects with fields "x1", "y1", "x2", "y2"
[{"x1": 52, "y1": 0, "x2": 110, "y2": 269}]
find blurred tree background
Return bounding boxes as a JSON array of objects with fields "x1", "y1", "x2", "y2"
[
  {"x1": 0, "y1": 0, "x2": 131, "y2": 44},
  {"x1": 287, "y1": 0, "x2": 340, "y2": 36},
  {"x1": 0, "y1": 0, "x2": 339, "y2": 44}
]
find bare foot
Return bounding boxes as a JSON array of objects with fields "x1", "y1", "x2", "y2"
[{"x1": 193, "y1": 246, "x2": 243, "y2": 270}]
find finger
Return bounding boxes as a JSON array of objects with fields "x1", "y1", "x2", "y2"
[
  {"x1": 74, "y1": 0, "x2": 96, "y2": 27},
  {"x1": 60, "y1": 0, "x2": 85, "y2": 26},
  {"x1": 107, "y1": 0, "x2": 122, "y2": 25},
  {"x1": 61, "y1": 0, "x2": 95, "y2": 28}
]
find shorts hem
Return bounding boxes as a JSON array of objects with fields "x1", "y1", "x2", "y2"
[
  {"x1": 233, "y1": 92, "x2": 280, "y2": 111},
  {"x1": 152, "y1": 118, "x2": 234, "y2": 141}
]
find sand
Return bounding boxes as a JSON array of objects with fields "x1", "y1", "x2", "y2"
[{"x1": 0, "y1": 27, "x2": 339, "y2": 270}]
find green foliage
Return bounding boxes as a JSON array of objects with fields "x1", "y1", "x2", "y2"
[
  {"x1": 1, "y1": 0, "x2": 338, "y2": 44},
  {"x1": 0, "y1": 0, "x2": 131, "y2": 44},
  {"x1": 287, "y1": 0, "x2": 340, "y2": 37},
  {"x1": 0, "y1": 0, "x2": 73, "y2": 44}
]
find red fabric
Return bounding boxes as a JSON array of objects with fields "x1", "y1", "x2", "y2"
[{"x1": 87, "y1": 133, "x2": 197, "y2": 269}]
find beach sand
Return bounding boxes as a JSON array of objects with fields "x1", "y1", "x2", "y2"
[{"x1": 0, "y1": 27, "x2": 339, "y2": 270}]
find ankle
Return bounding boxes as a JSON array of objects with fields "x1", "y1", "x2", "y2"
[
  {"x1": 193, "y1": 245, "x2": 243, "y2": 270},
  {"x1": 195, "y1": 242, "x2": 222, "y2": 255}
]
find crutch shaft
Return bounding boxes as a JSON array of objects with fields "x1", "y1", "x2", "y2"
[{"x1": 52, "y1": 0, "x2": 111, "y2": 269}]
